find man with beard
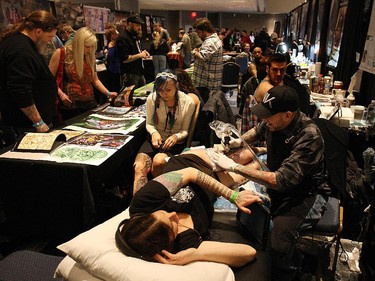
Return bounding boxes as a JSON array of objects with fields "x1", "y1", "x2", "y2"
[
  {"x1": 117, "y1": 14, "x2": 150, "y2": 89},
  {"x1": 210, "y1": 85, "x2": 326, "y2": 281},
  {"x1": 192, "y1": 18, "x2": 223, "y2": 91},
  {"x1": 255, "y1": 53, "x2": 311, "y2": 116},
  {"x1": 0, "y1": 10, "x2": 59, "y2": 145}
]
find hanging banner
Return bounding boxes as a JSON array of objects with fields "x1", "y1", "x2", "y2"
[
  {"x1": 83, "y1": 5, "x2": 109, "y2": 33},
  {"x1": 359, "y1": 2, "x2": 375, "y2": 75}
]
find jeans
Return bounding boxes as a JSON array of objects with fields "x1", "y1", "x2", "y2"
[
  {"x1": 152, "y1": 55, "x2": 167, "y2": 77},
  {"x1": 183, "y1": 53, "x2": 191, "y2": 69},
  {"x1": 121, "y1": 73, "x2": 146, "y2": 89}
]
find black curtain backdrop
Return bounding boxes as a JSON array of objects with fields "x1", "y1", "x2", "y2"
[
  {"x1": 335, "y1": 0, "x2": 373, "y2": 90},
  {"x1": 318, "y1": 0, "x2": 332, "y2": 75}
]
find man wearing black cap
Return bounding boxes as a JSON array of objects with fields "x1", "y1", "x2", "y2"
[
  {"x1": 117, "y1": 14, "x2": 150, "y2": 89},
  {"x1": 211, "y1": 85, "x2": 326, "y2": 281}
]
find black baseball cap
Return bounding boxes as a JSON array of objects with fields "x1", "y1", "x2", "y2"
[
  {"x1": 250, "y1": 85, "x2": 299, "y2": 119},
  {"x1": 127, "y1": 14, "x2": 144, "y2": 24}
]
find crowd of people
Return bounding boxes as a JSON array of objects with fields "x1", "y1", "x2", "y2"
[{"x1": 0, "y1": 10, "x2": 324, "y2": 281}]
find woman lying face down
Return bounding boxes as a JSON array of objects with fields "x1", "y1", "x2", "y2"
[{"x1": 116, "y1": 152, "x2": 262, "y2": 267}]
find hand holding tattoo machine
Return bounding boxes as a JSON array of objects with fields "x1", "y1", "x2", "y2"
[
  {"x1": 210, "y1": 120, "x2": 271, "y2": 248},
  {"x1": 209, "y1": 120, "x2": 269, "y2": 172}
]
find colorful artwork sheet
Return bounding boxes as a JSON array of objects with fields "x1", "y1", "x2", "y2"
[
  {"x1": 46, "y1": 144, "x2": 116, "y2": 166},
  {"x1": 65, "y1": 114, "x2": 144, "y2": 135},
  {"x1": 96, "y1": 106, "x2": 133, "y2": 118},
  {"x1": 124, "y1": 104, "x2": 146, "y2": 118},
  {"x1": 68, "y1": 133, "x2": 133, "y2": 150}
]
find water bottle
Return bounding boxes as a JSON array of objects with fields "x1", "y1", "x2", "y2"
[
  {"x1": 346, "y1": 93, "x2": 355, "y2": 107},
  {"x1": 366, "y1": 100, "x2": 375, "y2": 126},
  {"x1": 363, "y1": 147, "x2": 374, "y2": 183}
]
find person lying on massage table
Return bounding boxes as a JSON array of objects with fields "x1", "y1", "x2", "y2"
[{"x1": 116, "y1": 149, "x2": 263, "y2": 267}]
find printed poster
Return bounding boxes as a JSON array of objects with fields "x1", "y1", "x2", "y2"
[
  {"x1": 359, "y1": 2, "x2": 375, "y2": 75},
  {"x1": 83, "y1": 5, "x2": 109, "y2": 33},
  {"x1": 65, "y1": 114, "x2": 145, "y2": 135},
  {"x1": 45, "y1": 134, "x2": 134, "y2": 166}
]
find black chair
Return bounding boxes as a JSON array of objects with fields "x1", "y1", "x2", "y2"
[
  {"x1": 235, "y1": 56, "x2": 249, "y2": 76},
  {"x1": 221, "y1": 62, "x2": 240, "y2": 94},
  {"x1": 296, "y1": 197, "x2": 343, "y2": 280},
  {"x1": 0, "y1": 250, "x2": 64, "y2": 281},
  {"x1": 296, "y1": 118, "x2": 349, "y2": 280},
  {"x1": 185, "y1": 100, "x2": 201, "y2": 148}
]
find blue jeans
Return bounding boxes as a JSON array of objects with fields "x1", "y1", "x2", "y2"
[
  {"x1": 152, "y1": 55, "x2": 167, "y2": 76},
  {"x1": 183, "y1": 53, "x2": 191, "y2": 69}
]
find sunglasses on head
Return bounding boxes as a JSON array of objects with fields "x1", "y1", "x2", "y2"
[{"x1": 30, "y1": 19, "x2": 59, "y2": 31}]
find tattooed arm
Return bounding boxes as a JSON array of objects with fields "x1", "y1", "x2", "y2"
[
  {"x1": 153, "y1": 167, "x2": 262, "y2": 214},
  {"x1": 20, "y1": 104, "x2": 49, "y2": 132},
  {"x1": 232, "y1": 164, "x2": 278, "y2": 189},
  {"x1": 240, "y1": 127, "x2": 257, "y2": 144}
]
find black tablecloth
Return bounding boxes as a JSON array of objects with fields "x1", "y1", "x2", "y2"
[{"x1": 0, "y1": 108, "x2": 146, "y2": 241}]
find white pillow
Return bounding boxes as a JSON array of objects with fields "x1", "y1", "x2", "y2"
[
  {"x1": 55, "y1": 209, "x2": 235, "y2": 281},
  {"x1": 55, "y1": 255, "x2": 103, "y2": 281}
]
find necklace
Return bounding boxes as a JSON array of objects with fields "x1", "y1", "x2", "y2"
[{"x1": 164, "y1": 103, "x2": 176, "y2": 132}]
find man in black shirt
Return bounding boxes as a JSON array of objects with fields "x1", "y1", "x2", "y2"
[
  {"x1": 0, "y1": 10, "x2": 59, "y2": 145},
  {"x1": 117, "y1": 14, "x2": 150, "y2": 89},
  {"x1": 211, "y1": 85, "x2": 326, "y2": 281}
]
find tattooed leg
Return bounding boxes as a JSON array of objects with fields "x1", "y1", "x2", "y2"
[{"x1": 133, "y1": 153, "x2": 152, "y2": 194}]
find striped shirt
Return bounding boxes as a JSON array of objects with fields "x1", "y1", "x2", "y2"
[{"x1": 192, "y1": 33, "x2": 223, "y2": 90}]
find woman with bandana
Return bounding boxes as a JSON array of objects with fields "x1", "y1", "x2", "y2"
[{"x1": 133, "y1": 69, "x2": 196, "y2": 194}]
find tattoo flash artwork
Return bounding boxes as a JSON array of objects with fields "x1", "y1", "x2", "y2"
[
  {"x1": 65, "y1": 114, "x2": 144, "y2": 135},
  {"x1": 51, "y1": 146, "x2": 108, "y2": 161}
]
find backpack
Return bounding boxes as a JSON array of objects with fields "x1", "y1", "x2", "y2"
[
  {"x1": 312, "y1": 118, "x2": 348, "y2": 198},
  {"x1": 313, "y1": 118, "x2": 369, "y2": 239}
]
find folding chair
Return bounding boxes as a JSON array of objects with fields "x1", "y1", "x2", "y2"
[
  {"x1": 235, "y1": 56, "x2": 249, "y2": 76},
  {"x1": 221, "y1": 62, "x2": 240, "y2": 94},
  {"x1": 295, "y1": 118, "x2": 349, "y2": 280},
  {"x1": 185, "y1": 100, "x2": 201, "y2": 148},
  {"x1": 296, "y1": 197, "x2": 343, "y2": 280}
]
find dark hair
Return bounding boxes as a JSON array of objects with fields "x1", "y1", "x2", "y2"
[
  {"x1": 267, "y1": 53, "x2": 287, "y2": 67},
  {"x1": 1, "y1": 10, "x2": 58, "y2": 41},
  {"x1": 105, "y1": 24, "x2": 117, "y2": 44},
  {"x1": 152, "y1": 69, "x2": 179, "y2": 126},
  {"x1": 115, "y1": 213, "x2": 174, "y2": 261},
  {"x1": 174, "y1": 68, "x2": 199, "y2": 96},
  {"x1": 193, "y1": 18, "x2": 215, "y2": 33}
]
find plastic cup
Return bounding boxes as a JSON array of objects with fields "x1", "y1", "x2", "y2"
[{"x1": 352, "y1": 105, "x2": 365, "y2": 120}]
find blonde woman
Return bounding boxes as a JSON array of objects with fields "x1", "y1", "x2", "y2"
[
  {"x1": 49, "y1": 27, "x2": 117, "y2": 120},
  {"x1": 149, "y1": 31, "x2": 169, "y2": 77}
]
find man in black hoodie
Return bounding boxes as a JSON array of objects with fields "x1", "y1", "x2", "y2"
[{"x1": 117, "y1": 14, "x2": 150, "y2": 89}]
